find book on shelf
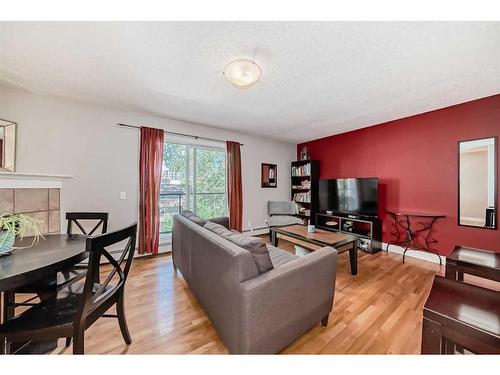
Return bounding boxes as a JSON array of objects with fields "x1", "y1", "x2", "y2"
[
  {"x1": 297, "y1": 206, "x2": 310, "y2": 217},
  {"x1": 293, "y1": 191, "x2": 310, "y2": 203},
  {"x1": 291, "y1": 180, "x2": 311, "y2": 190},
  {"x1": 291, "y1": 163, "x2": 311, "y2": 177}
]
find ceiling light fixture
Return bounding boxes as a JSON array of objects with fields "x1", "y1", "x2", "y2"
[{"x1": 223, "y1": 59, "x2": 262, "y2": 88}]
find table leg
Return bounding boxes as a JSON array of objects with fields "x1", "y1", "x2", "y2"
[
  {"x1": 444, "y1": 339, "x2": 464, "y2": 354},
  {"x1": 0, "y1": 291, "x2": 14, "y2": 354},
  {"x1": 0, "y1": 292, "x2": 5, "y2": 354},
  {"x1": 349, "y1": 242, "x2": 358, "y2": 275},
  {"x1": 421, "y1": 316, "x2": 444, "y2": 354},
  {"x1": 271, "y1": 230, "x2": 278, "y2": 247},
  {"x1": 445, "y1": 262, "x2": 457, "y2": 280},
  {"x1": 402, "y1": 247, "x2": 409, "y2": 263},
  {"x1": 2, "y1": 291, "x2": 14, "y2": 321},
  {"x1": 445, "y1": 339, "x2": 455, "y2": 354},
  {"x1": 22, "y1": 276, "x2": 58, "y2": 354}
]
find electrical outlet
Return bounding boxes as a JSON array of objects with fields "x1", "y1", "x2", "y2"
[
  {"x1": 247, "y1": 220, "x2": 252, "y2": 228},
  {"x1": 120, "y1": 192, "x2": 127, "y2": 200}
]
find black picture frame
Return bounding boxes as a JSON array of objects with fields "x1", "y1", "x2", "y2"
[{"x1": 261, "y1": 163, "x2": 277, "y2": 188}]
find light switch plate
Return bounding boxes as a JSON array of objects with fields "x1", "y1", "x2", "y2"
[{"x1": 120, "y1": 192, "x2": 127, "y2": 200}]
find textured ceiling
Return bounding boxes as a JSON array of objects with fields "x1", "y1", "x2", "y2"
[{"x1": 1, "y1": 22, "x2": 499, "y2": 143}]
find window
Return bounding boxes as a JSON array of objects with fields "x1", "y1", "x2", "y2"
[{"x1": 160, "y1": 142, "x2": 227, "y2": 233}]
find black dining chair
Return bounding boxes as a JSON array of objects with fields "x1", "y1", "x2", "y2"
[
  {"x1": 60, "y1": 212, "x2": 109, "y2": 286},
  {"x1": 11, "y1": 212, "x2": 110, "y2": 308},
  {"x1": 66, "y1": 212, "x2": 109, "y2": 237},
  {"x1": 0, "y1": 223, "x2": 137, "y2": 354}
]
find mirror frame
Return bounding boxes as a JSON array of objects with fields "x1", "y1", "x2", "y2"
[
  {"x1": 0, "y1": 119, "x2": 17, "y2": 173},
  {"x1": 457, "y1": 136, "x2": 498, "y2": 230}
]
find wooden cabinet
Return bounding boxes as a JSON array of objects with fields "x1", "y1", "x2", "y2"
[{"x1": 316, "y1": 212, "x2": 382, "y2": 254}]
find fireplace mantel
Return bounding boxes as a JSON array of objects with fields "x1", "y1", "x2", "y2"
[{"x1": 0, "y1": 172, "x2": 73, "y2": 188}]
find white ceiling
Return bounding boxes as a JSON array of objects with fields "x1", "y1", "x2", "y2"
[{"x1": 1, "y1": 22, "x2": 499, "y2": 143}]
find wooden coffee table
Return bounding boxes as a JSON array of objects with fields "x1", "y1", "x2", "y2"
[{"x1": 270, "y1": 224, "x2": 359, "y2": 275}]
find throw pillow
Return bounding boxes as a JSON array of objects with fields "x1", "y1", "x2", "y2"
[
  {"x1": 204, "y1": 222, "x2": 274, "y2": 274},
  {"x1": 181, "y1": 210, "x2": 208, "y2": 227}
]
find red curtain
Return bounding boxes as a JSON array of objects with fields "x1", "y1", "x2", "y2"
[
  {"x1": 139, "y1": 127, "x2": 164, "y2": 254},
  {"x1": 226, "y1": 141, "x2": 243, "y2": 232}
]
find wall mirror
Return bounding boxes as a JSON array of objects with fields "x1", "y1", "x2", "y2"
[
  {"x1": 0, "y1": 119, "x2": 17, "y2": 172},
  {"x1": 458, "y1": 136, "x2": 497, "y2": 229}
]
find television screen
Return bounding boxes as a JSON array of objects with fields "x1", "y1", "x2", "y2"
[{"x1": 318, "y1": 178, "x2": 378, "y2": 217}]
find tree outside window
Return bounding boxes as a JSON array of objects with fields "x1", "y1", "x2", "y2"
[{"x1": 160, "y1": 142, "x2": 227, "y2": 233}]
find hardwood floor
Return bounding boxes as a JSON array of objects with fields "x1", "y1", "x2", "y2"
[{"x1": 51, "y1": 237, "x2": 444, "y2": 354}]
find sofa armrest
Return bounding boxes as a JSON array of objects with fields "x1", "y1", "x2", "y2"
[
  {"x1": 238, "y1": 247, "x2": 338, "y2": 353},
  {"x1": 209, "y1": 216, "x2": 230, "y2": 229}
]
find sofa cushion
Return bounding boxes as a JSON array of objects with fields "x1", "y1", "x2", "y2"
[
  {"x1": 181, "y1": 210, "x2": 208, "y2": 226},
  {"x1": 267, "y1": 246, "x2": 299, "y2": 267},
  {"x1": 209, "y1": 216, "x2": 230, "y2": 229},
  {"x1": 204, "y1": 222, "x2": 274, "y2": 274}
]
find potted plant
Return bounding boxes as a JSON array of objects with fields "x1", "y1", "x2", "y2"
[{"x1": 0, "y1": 213, "x2": 44, "y2": 256}]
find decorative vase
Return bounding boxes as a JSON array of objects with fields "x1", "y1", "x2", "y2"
[{"x1": 0, "y1": 230, "x2": 15, "y2": 256}]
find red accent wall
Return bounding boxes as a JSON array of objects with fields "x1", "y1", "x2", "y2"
[{"x1": 298, "y1": 95, "x2": 500, "y2": 255}]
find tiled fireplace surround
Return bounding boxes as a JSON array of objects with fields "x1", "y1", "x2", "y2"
[{"x1": 0, "y1": 188, "x2": 61, "y2": 235}]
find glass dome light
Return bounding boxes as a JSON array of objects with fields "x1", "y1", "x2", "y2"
[{"x1": 223, "y1": 59, "x2": 262, "y2": 88}]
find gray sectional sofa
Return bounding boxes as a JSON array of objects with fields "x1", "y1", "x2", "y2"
[{"x1": 172, "y1": 213, "x2": 338, "y2": 354}]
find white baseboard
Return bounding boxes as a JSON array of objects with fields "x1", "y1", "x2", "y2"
[
  {"x1": 243, "y1": 227, "x2": 269, "y2": 236},
  {"x1": 382, "y1": 242, "x2": 445, "y2": 265},
  {"x1": 157, "y1": 246, "x2": 172, "y2": 254},
  {"x1": 246, "y1": 230, "x2": 445, "y2": 265},
  {"x1": 130, "y1": 245, "x2": 171, "y2": 258}
]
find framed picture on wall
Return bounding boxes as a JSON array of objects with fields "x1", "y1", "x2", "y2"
[{"x1": 261, "y1": 163, "x2": 277, "y2": 188}]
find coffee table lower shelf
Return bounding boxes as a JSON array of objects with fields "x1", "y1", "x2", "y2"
[{"x1": 270, "y1": 225, "x2": 358, "y2": 275}]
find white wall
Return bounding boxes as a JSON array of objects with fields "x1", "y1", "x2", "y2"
[{"x1": 0, "y1": 86, "x2": 296, "y2": 233}]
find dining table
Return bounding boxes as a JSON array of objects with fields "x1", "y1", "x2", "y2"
[{"x1": 0, "y1": 234, "x2": 88, "y2": 354}]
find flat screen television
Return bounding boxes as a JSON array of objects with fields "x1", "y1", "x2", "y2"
[{"x1": 318, "y1": 178, "x2": 378, "y2": 217}]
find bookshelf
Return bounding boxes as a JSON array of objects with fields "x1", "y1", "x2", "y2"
[{"x1": 291, "y1": 160, "x2": 319, "y2": 224}]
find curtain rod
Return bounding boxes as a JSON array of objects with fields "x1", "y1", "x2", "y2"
[{"x1": 117, "y1": 123, "x2": 243, "y2": 146}]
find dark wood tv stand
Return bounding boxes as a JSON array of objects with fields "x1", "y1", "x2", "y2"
[{"x1": 315, "y1": 212, "x2": 382, "y2": 254}]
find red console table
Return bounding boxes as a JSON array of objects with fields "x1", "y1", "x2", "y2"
[{"x1": 386, "y1": 210, "x2": 445, "y2": 264}]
